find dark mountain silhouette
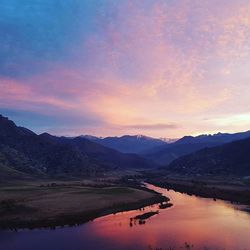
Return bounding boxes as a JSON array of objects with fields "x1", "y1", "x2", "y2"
[
  {"x1": 166, "y1": 137, "x2": 250, "y2": 176},
  {"x1": 40, "y1": 134, "x2": 156, "y2": 171},
  {"x1": 141, "y1": 142, "x2": 218, "y2": 166},
  {"x1": 81, "y1": 135, "x2": 167, "y2": 154},
  {"x1": 174, "y1": 131, "x2": 250, "y2": 145},
  {"x1": 142, "y1": 131, "x2": 250, "y2": 165},
  {"x1": 0, "y1": 115, "x2": 155, "y2": 180}
]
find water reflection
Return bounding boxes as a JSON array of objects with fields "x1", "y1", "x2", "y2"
[
  {"x1": 89, "y1": 183, "x2": 250, "y2": 249},
  {"x1": 1, "y1": 184, "x2": 250, "y2": 250}
]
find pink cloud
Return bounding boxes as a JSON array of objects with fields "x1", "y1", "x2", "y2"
[{"x1": 2, "y1": 0, "x2": 250, "y2": 137}]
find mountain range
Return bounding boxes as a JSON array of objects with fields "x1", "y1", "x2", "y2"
[
  {"x1": 0, "y1": 115, "x2": 155, "y2": 181},
  {"x1": 167, "y1": 137, "x2": 250, "y2": 176},
  {"x1": 141, "y1": 131, "x2": 250, "y2": 166},
  {"x1": 80, "y1": 135, "x2": 167, "y2": 154},
  {"x1": 1, "y1": 114, "x2": 250, "y2": 180}
]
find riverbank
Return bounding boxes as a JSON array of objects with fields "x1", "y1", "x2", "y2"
[
  {"x1": 148, "y1": 175, "x2": 250, "y2": 205},
  {"x1": 0, "y1": 180, "x2": 168, "y2": 230}
]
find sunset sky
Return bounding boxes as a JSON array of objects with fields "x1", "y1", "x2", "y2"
[{"x1": 1, "y1": 0, "x2": 250, "y2": 138}]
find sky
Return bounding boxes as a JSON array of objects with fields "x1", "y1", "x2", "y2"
[{"x1": 0, "y1": 0, "x2": 250, "y2": 138}]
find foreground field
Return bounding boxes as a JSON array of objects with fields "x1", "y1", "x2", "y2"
[{"x1": 0, "y1": 180, "x2": 167, "y2": 229}]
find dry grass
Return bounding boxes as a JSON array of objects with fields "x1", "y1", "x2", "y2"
[{"x1": 0, "y1": 180, "x2": 161, "y2": 228}]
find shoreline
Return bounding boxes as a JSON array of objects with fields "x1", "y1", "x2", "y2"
[
  {"x1": 148, "y1": 177, "x2": 250, "y2": 205},
  {"x1": 0, "y1": 186, "x2": 168, "y2": 230}
]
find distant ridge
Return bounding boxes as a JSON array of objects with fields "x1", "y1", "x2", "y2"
[
  {"x1": 174, "y1": 131, "x2": 250, "y2": 145},
  {"x1": 142, "y1": 130, "x2": 250, "y2": 166},
  {"x1": 80, "y1": 134, "x2": 167, "y2": 154}
]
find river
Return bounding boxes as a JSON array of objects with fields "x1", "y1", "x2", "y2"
[{"x1": 0, "y1": 183, "x2": 250, "y2": 250}]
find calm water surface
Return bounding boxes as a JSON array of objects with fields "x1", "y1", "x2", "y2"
[{"x1": 0, "y1": 183, "x2": 250, "y2": 250}]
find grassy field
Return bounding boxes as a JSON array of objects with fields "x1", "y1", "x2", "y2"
[{"x1": 0, "y1": 180, "x2": 167, "y2": 229}]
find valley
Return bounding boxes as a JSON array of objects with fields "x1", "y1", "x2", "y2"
[
  {"x1": 1, "y1": 114, "x2": 250, "y2": 235},
  {"x1": 2, "y1": 1, "x2": 250, "y2": 248}
]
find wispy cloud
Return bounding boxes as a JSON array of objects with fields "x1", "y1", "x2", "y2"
[{"x1": 122, "y1": 123, "x2": 179, "y2": 130}]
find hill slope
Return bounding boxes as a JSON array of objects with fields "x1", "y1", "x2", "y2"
[{"x1": 167, "y1": 137, "x2": 250, "y2": 176}]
